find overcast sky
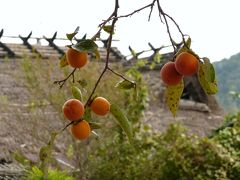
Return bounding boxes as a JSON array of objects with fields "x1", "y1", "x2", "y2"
[{"x1": 1, "y1": 0, "x2": 240, "y2": 62}]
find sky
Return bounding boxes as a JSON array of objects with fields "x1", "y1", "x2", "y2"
[{"x1": 1, "y1": 0, "x2": 240, "y2": 62}]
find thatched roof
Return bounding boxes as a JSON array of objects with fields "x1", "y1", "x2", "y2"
[{"x1": 0, "y1": 29, "x2": 125, "y2": 61}]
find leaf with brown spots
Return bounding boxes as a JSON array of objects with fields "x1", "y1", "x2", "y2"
[
  {"x1": 166, "y1": 80, "x2": 184, "y2": 117},
  {"x1": 198, "y1": 60, "x2": 218, "y2": 95}
]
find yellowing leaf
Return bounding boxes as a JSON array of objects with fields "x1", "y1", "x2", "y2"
[
  {"x1": 166, "y1": 80, "x2": 184, "y2": 117},
  {"x1": 110, "y1": 104, "x2": 133, "y2": 143},
  {"x1": 198, "y1": 62, "x2": 218, "y2": 94},
  {"x1": 66, "y1": 26, "x2": 79, "y2": 41},
  {"x1": 203, "y1": 57, "x2": 215, "y2": 83},
  {"x1": 89, "y1": 122, "x2": 102, "y2": 130},
  {"x1": 94, "y1": 49, "x2": 100, "y2": 60},
  {"x1": 153, "y1": 52, "x2": 161, "y2": 63},
  {"x1": 175, "y1": 37, "x2": 191, "y2": 56},
  {"x1": 103, "y1": 25, "x2": 114, "y2": 34},
  {"x1": 60, "y1": 54, "x2": 68, "y2": 68}
]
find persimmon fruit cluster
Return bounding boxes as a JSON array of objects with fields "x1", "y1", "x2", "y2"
[
  {"x1": 160, "y1": 52, "x2": 199, "y2": 86},
  {"x1": 62, "y1": 96, "x2": 110, "y2": 140},
  {"x1": 62, "y1": 99, "x2": 91, "y2": 140},
  {"x1": 66, "y1": 48, "x2": 88, "y2": 68}
]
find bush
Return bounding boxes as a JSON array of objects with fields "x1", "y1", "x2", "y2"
[{"x1": 87, "y1": 120, "x2": 240, "y2": 180}]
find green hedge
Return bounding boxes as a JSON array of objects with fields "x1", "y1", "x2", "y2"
[{"x1": 88, "y1": 114, "x2": 240, "y2": 180}]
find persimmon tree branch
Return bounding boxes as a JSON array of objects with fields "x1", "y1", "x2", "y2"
[
  {"x1": 55, "y1": 0, "x2": 188, "y2": 121},
  {"x1": 84, "y1": 0, "x2": 120, "y2": 108},
  {"x1": 156, "y1": 0, "x2": 186, "y2": 53},
  {"x1": 54, "y1": 68, "x2": 76, "y2": 88}
]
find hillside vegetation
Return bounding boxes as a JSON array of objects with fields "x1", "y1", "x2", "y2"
[{"x1": 214, "y1": 52, "x2": 240, "y2": 112}]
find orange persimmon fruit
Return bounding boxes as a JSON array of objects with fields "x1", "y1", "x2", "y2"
[
  {"x1": 90, "y1": 97, "x2": 110, "y2": 116},
  {"x1": 160, "y1": 62, "x2": 183, "y2": 86},
  {"x1": 175, "y1": 52, "x2": 199, "y2": 76},
  {"x1": 66, "y1": 48, "x2": 88, "y2": 68},
  {"x1": 71, "y1": 120, "x2": 91, "y2": 140},
  {"x1": 62, "y1": 99, "x2": 84, "y2": 121}
]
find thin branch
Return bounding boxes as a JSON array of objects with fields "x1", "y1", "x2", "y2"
[
  {"x1": 61, "y1": 121, "x2": 74, "y2": 132},
  {"x1": 84, "y1": 0, "x2": 119, "y2": 108},
  {"x1": 156, "y1": 0, "x2": 177, "y2": 53},
  {"x1": 107, "y1": 67, "x2": 135, "y2": 85},
  {"x1": 156, "y1": 0, "x2": 187, "y2": 53},
  {"x1": 124, "y1": 44, "x2": 172, "y2": 58},
  {"x1": 102, "y1": 0, "x2": 156, "y2": 23},
  {"x1": 54, "y1": 68, "x2": 76, "y2": 88},
  {"x1": 148, "y1": 0, "x2": 157, "y2": 21},
  {"x1": 164, "y1": 13, "x2": 186, "y2": 46},
  {"x1": 84, "y1": 68, "x2": 108, "y2": 108}
]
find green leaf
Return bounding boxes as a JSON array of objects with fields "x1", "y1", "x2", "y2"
[
  {"x1": 110, "y1": 104, "x2": 133, "y2": 143},
  {"x1": 82, "y1": 107, "x2": 92, "y2": 122},
  {"x1": 39, "y1": 146, "x2": 50, "y2": 161},
  {"x1": 48, "y1": 131, "x2": 58, "y2": 146},
  {"x1": 149, "y1": 62, "x2": 155, "y2": 70},
  {"x1": 66, "y1": 26, "x2": 79, "y2": 41},
  {"x1": 89, "y1": 122, "x2": 102, "y2": 129},
  {"x1": 72, "y1": 39, "x2": 98, "y2": 53},
  {"x1": 103, "y1": 25, "x2": 114, "y2": 34},
  {"x1": 136, "y1": 59, "x2": 147, "y2": 67},
  {"x1": 133, "y1": 86, "x2": 138, "y2": 102},
  {"x1": 166, "y1": 80, "x2": 184, "y2": 117},
  {"x1": 13, "y1": 151, "x2": 30, "y2": 166},
  {"x1": 198, "y1": 62, "x2": 218, "y2": 95},
  {"x1": 31, "y1": 166, "x2": 44, "y2": 176},
  {"x1": 185, "y1": 37, "x2": 191, "y2": 48},
  {"x1": 129, "y1": 46, "x2": 137, "y2": 59},
  {"x1": 71, "y1": 86, "x2": 82, "y2": 101},
  {"x1": 203, "y1": 57, "x2": 215, "y2": 82},
  {"x1": 39, "y1": 132, "x2": 58, "y2": 161},
  {"x1": 81, "y1": 33, "x2": 87, "y2": 40},
  {"x1": 115, "y1": 80, "x2": 136, "y2": 90},
  {"x1": 59, "y1": 54, "x2": 68, "y2": 68},
  {"x1": 153, "y1": 52, "x2": 161, "y2": 63}
]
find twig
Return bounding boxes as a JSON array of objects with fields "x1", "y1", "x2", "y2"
[
  {"x1": 156, "y1": 0, "x2": 176, "y2": 53},
  {"x1": 107, "y1": 0, "x2": 156, "y2": 21},
  {"x1": 156, "y1": 0, "x2": 187, "y2": 53},
  {"x1": 164, "y1": 13, "x2": 186, "y2": 46},
  {"x1": 148, "y1": 0, "x2": 157, "y2": 21},
  {"x1": 61, "y1": 121, "x2": 74, "y2": 132},
  {"x1": 54, "y1": 68, "x2": 76, "y2": 88},
  {"x1": 107, "y1": 67, "x2": 135, "y2": 85},
  {"x1": 125, "y1": 44, "x2": 172, "y2": 58}
]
